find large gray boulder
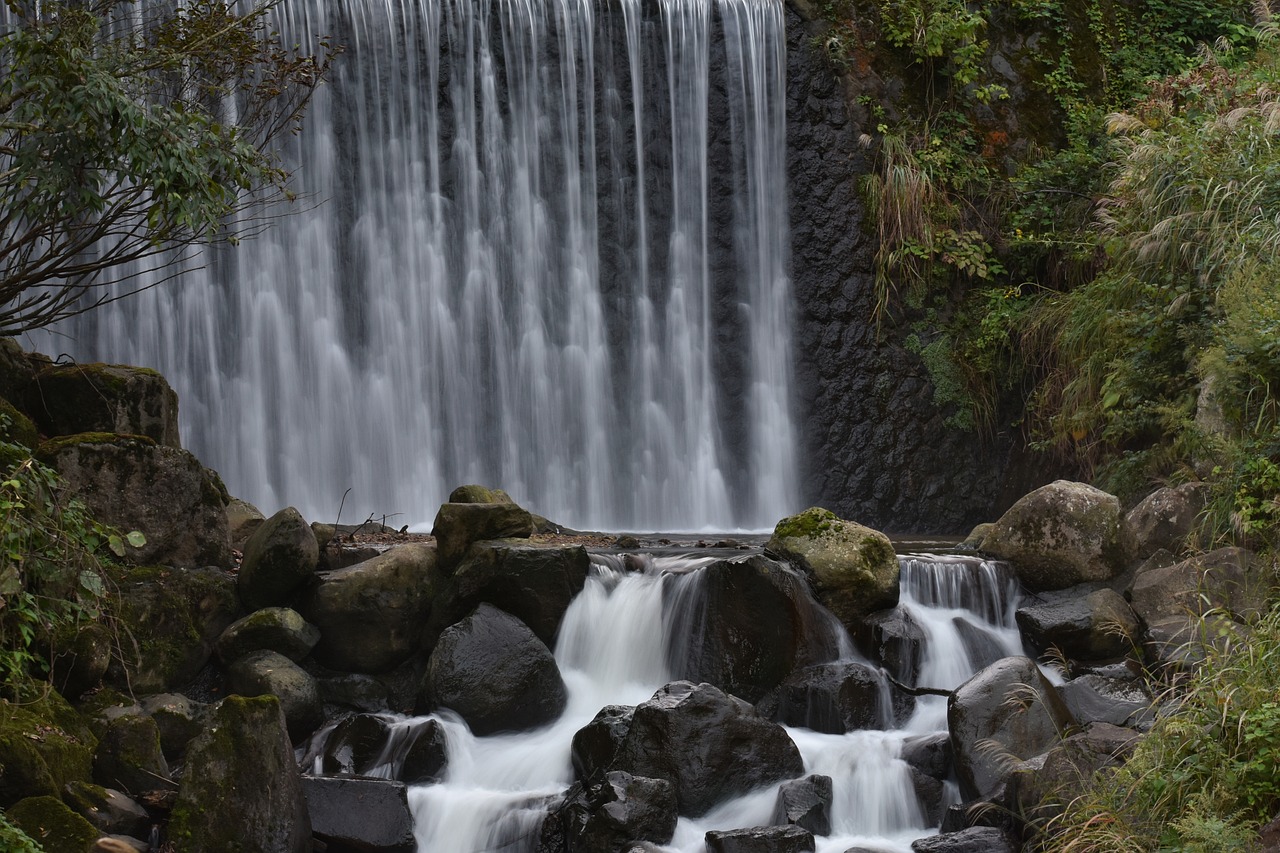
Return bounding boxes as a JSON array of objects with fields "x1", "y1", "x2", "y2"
[
  {"x1": 432, "y1": 500, "x2": 534, "y2": 569},
  {"x1": 226, "y1": 651, "x2": 324, "y2": 741},
  {"x1": 424, "y1": 543, "x2": 587, "y2": 650},
  {"x1": 25, "y1": 362, "x2": 181, "y2": 448},
  {"x1": 539, "y1": 771, "x2": 679, "y2": 852},
  {"x1": 39, "y1": 435, "x2": 231, "y2": 568},
  {"x1": 757, "y1": 662, "x2": 905, "y2": 733},
  {"x1": 169, "y1": 695, "x2": 311, "y2": 853},
  {"x1": 948, "y1": 656, "x2": 1075, "y2": 801},
  {"x1": 772, "y1": 775, "x2": 832, "y2": 835},
  {"x1": 1016, "y1": 587, "x2": 1141, "y2": 661},
  {"x1": 300, "y1": 543, "x2": 440, "y2": 672},
  {"x1": 980, "y1": 481, "x2": 1127, "y2": 591},
  {"x1": 237, "y1": 507, "x2": 319, "y2": 610},
  {"x1": 1128, "y1": 547, "x2": 1263, "y2": 626},
  {"x1": 419, "y1": 604, "x2": 567, "y2": 735},
  {"x1": 216, "y1": 607, "x2": 320, "y2": 664},
  {"x1": 301, "y1": 775, "x2": 416, "y2": 852},
  {"x1": 109, "y1": 566, "x2": 241, "y2": 694},
  {"x1": 671, "y1": 556, "x2": 838, "y2": 703},
  {"x1": 765, "y1": 507, "x2": 899, "y2": 623},
  {"x1": 571, "y1": 705, "x2": 635, "y2": 782},
  {"x1": 611, "y1": 681, "x2": 805, "y2": 817},
  {"x1": 1124, "y1": 482, "x2": 1209, "y2": 560},
  {"x1": 92, "y1": 715, "x2": 171, "y2": 796}
]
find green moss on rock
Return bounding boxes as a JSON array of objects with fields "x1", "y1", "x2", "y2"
[
  {"x1": 0, "y1": 396, "x2": 38, "y2": 447},
  {"x1": 34, "y1": 432, "x2": 155, "y2": 461},
  {"x1": 0, "y1": 695, "x2": 96, "y2": 807},
  {"x1": 7, "y1": 795, "x2": 99, "y2": 853}
]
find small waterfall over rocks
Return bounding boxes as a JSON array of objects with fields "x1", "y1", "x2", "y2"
[
  {"x1": 45, "y1": 0, "x2": 797, "y2": 532},
  {"x1": 300, "y1": 548, "x2": 1027, "y2": 853}
]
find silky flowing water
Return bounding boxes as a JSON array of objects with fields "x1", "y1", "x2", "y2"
[{"x1": 305, "y1": 550, "x2": 1026, "y2": 853}]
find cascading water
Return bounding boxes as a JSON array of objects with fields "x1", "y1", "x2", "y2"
[
  {"x1": 41, "y1": 0, "x2": 796, "y2": 532},
  {"x1": 301, "y1": 549, "x2": 1027, "y2": 853}
]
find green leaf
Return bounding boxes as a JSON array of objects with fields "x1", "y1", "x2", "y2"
[
  {"x1": 126, "y1": 530, "x2": 147, "y2": 548},
  {"x1": 78, "y1": 570, "x2": 104, "y2": 596}
]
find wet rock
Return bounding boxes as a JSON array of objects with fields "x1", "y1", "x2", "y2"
[
  {"x1": 772, "y1": 774, "x2": 832, "y2": 835},
  {"x1": 571, "y1": 705, "x2": 635, "y2": 781},
  {"x1": 979, "y1": 481, "x2": 1127, "y2": 592},
  {"x1": 419, "y1": 604, "x2": 568, "y2": 735},
  {"x1": 959, "y1": 523, "x2": 994, "y2": 551},
  {"x1": 540, "y1": 771, "x2": 678, "y2": 852},
  {"x1": 226, "y1": 497, "x2": 266, "y2": 550},
  {"x1": 302, "y1": 775, "x2": 416, "y2": 852},
  {"x1": 911, "y1": 826, "x2": 1016, "y2": 852},
  {"x1": 398, "y1": 719, "x2": 449, "y2": 784},
  {"x1": 611, "y1": 681, "x2": 804, "y2": 817},
  {"x1": 1057, "y1": 675, "x2": 1151, "y2": 727},
  {"x1": 237, "y1": 507, "x2": 319, "y2": 610},
  {"x1": 859, "y1": 608, "x2": 924, "y2": 683},
  {"x1": 765, "y1": 507, "x2": 899, "y2": 622},
  {"x1": 432, "y1": 501, "x2": 534, "y2": 569},
  {"x1": 63, "y1": 781, "x2": 151, "y2": 837},
  {"x1": 169, "y1": 695, "x2": 310, "y2": 853},
  {"x1": 301, "y1": 543, "x2": 440, "y2": 673},
  {"x1": 672, "y1": 556, "x2": 837, "y2": 703},
  {"x1": 108, "y1": 565, "x2": 240, "y2": 694},
  {"x1": 226, "y1": 650, "x2": 323, "y2": 741},
  {"x1": 705, "y1": 825, "x2": 815, "y2": 852},
  {"x1": 425, "y1": 543, "x2": 588, "y2": 650},
  {"x1": 39, "y1": 435, "x2": 231, "y2": 568},
  {"x1": 1016, "y1": 587, "x2": 1141, "y2": 661},
  {"x1": 948, "y1": 656, "x2": 1075, "y2": 801},
  {"x1": 902, "y1": 732, "x2": 952, "y2": 781},
  {"x1": 0, "y1": 692, "x2": 95, "y2": 806},
  {"x1": 26, "y1": 362, "x2": 181, "y2": 448},
  {"x1": 140, "y1": 693, "x2": 206, "y2": 763},
  {"x1": 1129, "y1": 547, "x2": 1263, "y2": 626},
  {"x1": 318, "y1": 674, "x2": 391, "y2": 713},
  {"x1": 320, "y1": 714, "x2": 391, "y2": 775},
  {"x1": 1009, "y1": 723, "x2": 1140, "y2": 823},
  {"x1": 216, "y1": 607, "x2": 320, "y2": 664},
  {"x1": 1124, "y1": 482, "x2": 1209, "y2": 560},
  {"x1": 93, "y1": 715, "x2": 172, "y2": 796},
  {"x1": 757, "y1": 662, "x2": 904, "y2": 733},
  {"x1": 953, "y1": 618, "x2": 1008, "y2": 672}
]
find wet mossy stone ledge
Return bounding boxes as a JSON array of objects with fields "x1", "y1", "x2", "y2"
[
  {"x1": 765, "y1": 507, "x2": 899, "y2": 624},
  {"x1": 25, "y1": 361, "x2": 181, "y2": 448}
]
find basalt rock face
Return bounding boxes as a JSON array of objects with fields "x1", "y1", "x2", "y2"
[{"x1": 784, "y1": 2, "x2": 1057, "y2": 533}]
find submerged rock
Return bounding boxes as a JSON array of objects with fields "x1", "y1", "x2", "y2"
[
  {"x1": 419, "y1": 604, "x2": 568, "y2": 735},
  {"x1": 979, "y1": 481, "x2": 1127, "y2": 591},
  {"x1": 765, "y1": 507, "x2": 899, "y2": 623}
]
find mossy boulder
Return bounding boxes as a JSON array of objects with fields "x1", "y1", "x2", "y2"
[
  {"x1": 0, "y1": 338, "x2": 45, "y2": 400},
  {"x1": 62, "y1": 780, "x2": 150, "y2": 837},
  {"x1": 448, "y1": 484, "x2": 514, "y2": 504},
  {"x1": 226, "y1": 497, "x2": 266, "y2": 550},
  {"x1": 432, "y1": 501, "x2": 534, "y2": 570},
  {"x1": 25, "y1": 362, "x2": 181, "y2": 448},
  {"x1": 215, "y1": 607, "x2": 320, "y2": 665},
  {"x1": 38, "y1": 434, "x2": 232, "y2": 568},
  {"x1": 0, "y1": 395, "x2": 38, "y2": 447},
  {"x1": 139, "y1": 694, "x2": 208, "y2": 763},
  {"x1": 92, "y1": 714, "x2": 171, "y2": 796},
  {"x1": 169, "y1": 695, "x2": 311, "y2": 853},
  {"x1": 765, "y1": 507, "x2": 899, "y2": 624},
  {"x1": 300, "y1": 543, "x2": 439, "y2": 673},
  {"x1": 237, "y1": 507, "x2": 319, "y2": 611},
  {"x1": 980, "y1": 481, "x2": 1128, "y2": 592},
  {"x1": 6, "y1": 794, "x2": 100, "y2": 853},
  {"x1": 226, "y1": 650, "x2": 323, "y2": 741},
  {"x1": 1124, "y1": 482, "x2": 1210, "y2": 561},
  {"x1": 0, "y1": 694, "x2": 96, "y2": 806},
  {"x1": 50, "y1": 622, "x2": 114, "y2": 700},
  {"x1": 109, "y1": 565, "x2": 241, "y2": 694}
]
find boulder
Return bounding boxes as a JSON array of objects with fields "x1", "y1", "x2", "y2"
[
  {"x1": 571, "y1": 704, "x2": 635, "y2": 781},
  {"x1": 539, "y1": 771, "x2": 678, "y2": 851},
  {"x1": 425, "y1": 543, "x2": 587, "y2": 650},
  {"x1": 50, "y1": 622, "x2": 114, "y2": 699},
  {"x1": 63, "y1": 781, "x2": 150, "y2": 837},
  {"x1": 449, "y1": 484, "x2": 514, "y2": 504},
  {"x1": 1008, "y1": 723, "x2": 1140, "y2": 823},
  {"x1": 39, "y1": 435, "x2": 231, "y2": 568},
  {"x1": 301, "y1": 775, "x2": 416, "y2": 852},
  {"x1": 226, "y1": 497, "x2": 266, "y2": 550},
  {"x1": 704, "y1": 826, "x2": 815, "y2": 852},
  {"x1": 948, "y1": 656, "x2": 1075, "y2": 801},
  {"x1": 1124, "y1": 482, "x2": 1209, "y2": 560},
  {"x1": 92, "y1": 714, "x2": 172, "y2": 796},
  {"x1": 0, "y1": 337, "x2": 41, "y2": 400},
  {"x1": 1057, "y1": 675, "x2": 1151, "y2": 727},
  {"x1": 902, "y1": 733, "x2": 953, "y2": 781},
  {"x1": 25, "y1": 362, "x2": 181, "y2": 448},
  {"x1": 670, "y1": 556, "x2": 838, "y2": 703},
  {"x1": 419, "y1": 604, "x2": 567, "y2": 735},
  {"x1": 611, "y1": 681, "x2": 805, "y2": 817},
  {"x1": 859, "y1": 608, "x2": 924, "y2": 683},
  {"x1": 216, "y1": 607, "x2": 320, "y2": 664},
  {"x1": 757, "y1": 662, "x2": 904, "y2": 733},
  {"x1": 6, "y1": 794, "x2": 100, "y2": 853},
  {"x1": 301, "y1": 543, "x2": 439, "y2": 673},
  {"x1": 398, "y1": 719, "x2": 449, "y2": 784},
  {"x1": 318, "y1": 674, "x2": 391, "y2": 714},
  {"x1": 959, "y1": 523, "x2": 994, "y2": 551},
  {"x1": 237, "y1": 507, "x2": 319, "y2": 611},
  {"x1": 0, "y1": 394, "x2": 39, "y2": 446},
  {"x1": 226, "y1": 650, "x2": 323, "y2": 741},
  {"x1": 979, "y1": 481, "x2": 1127, "y2": 591},
  {"x1": 1129, "y1": 547, "x2": 1263, "y2": 626},
  {"x1": 1016, "y1": 587, "x2": 1141, "y2": 661},
  {"x1": 431, "y1": 501, "x2": 534, "y2": 569},
  {"x1": 108, "y1": 565, "x2": 240, "y2": 694},
  {"x1": 0, "y1": 692, "x2": 96, "y2": 806},
  {"x1": 772, "y1": 775, "x2": 832, "y2": 835},
  {"x1": 911, "y1": 768, "x2": 947, "y2": 827},
  {"x1": 911, "y1": 826, "x2": 1016, "y2": 853},
  {"x1": 319, "y1": 713, "x2": 391, "y2": 775},
  {"x1": 1144, "y1": 613, "x2": 1244, "y2": 671},
  {"x1": 765, "y1": 507, "x2": 899, "y2": 623},
  {"x1": 139, "y1": 694, "x2": 208, "y2": 762},
  {"x1": 168, "y1": 695, "x2": 311, "y2": 853}
]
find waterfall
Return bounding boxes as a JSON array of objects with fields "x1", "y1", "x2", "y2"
[{"x1": 40, "y1": 0, "x2": 797, "y2": 532}]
